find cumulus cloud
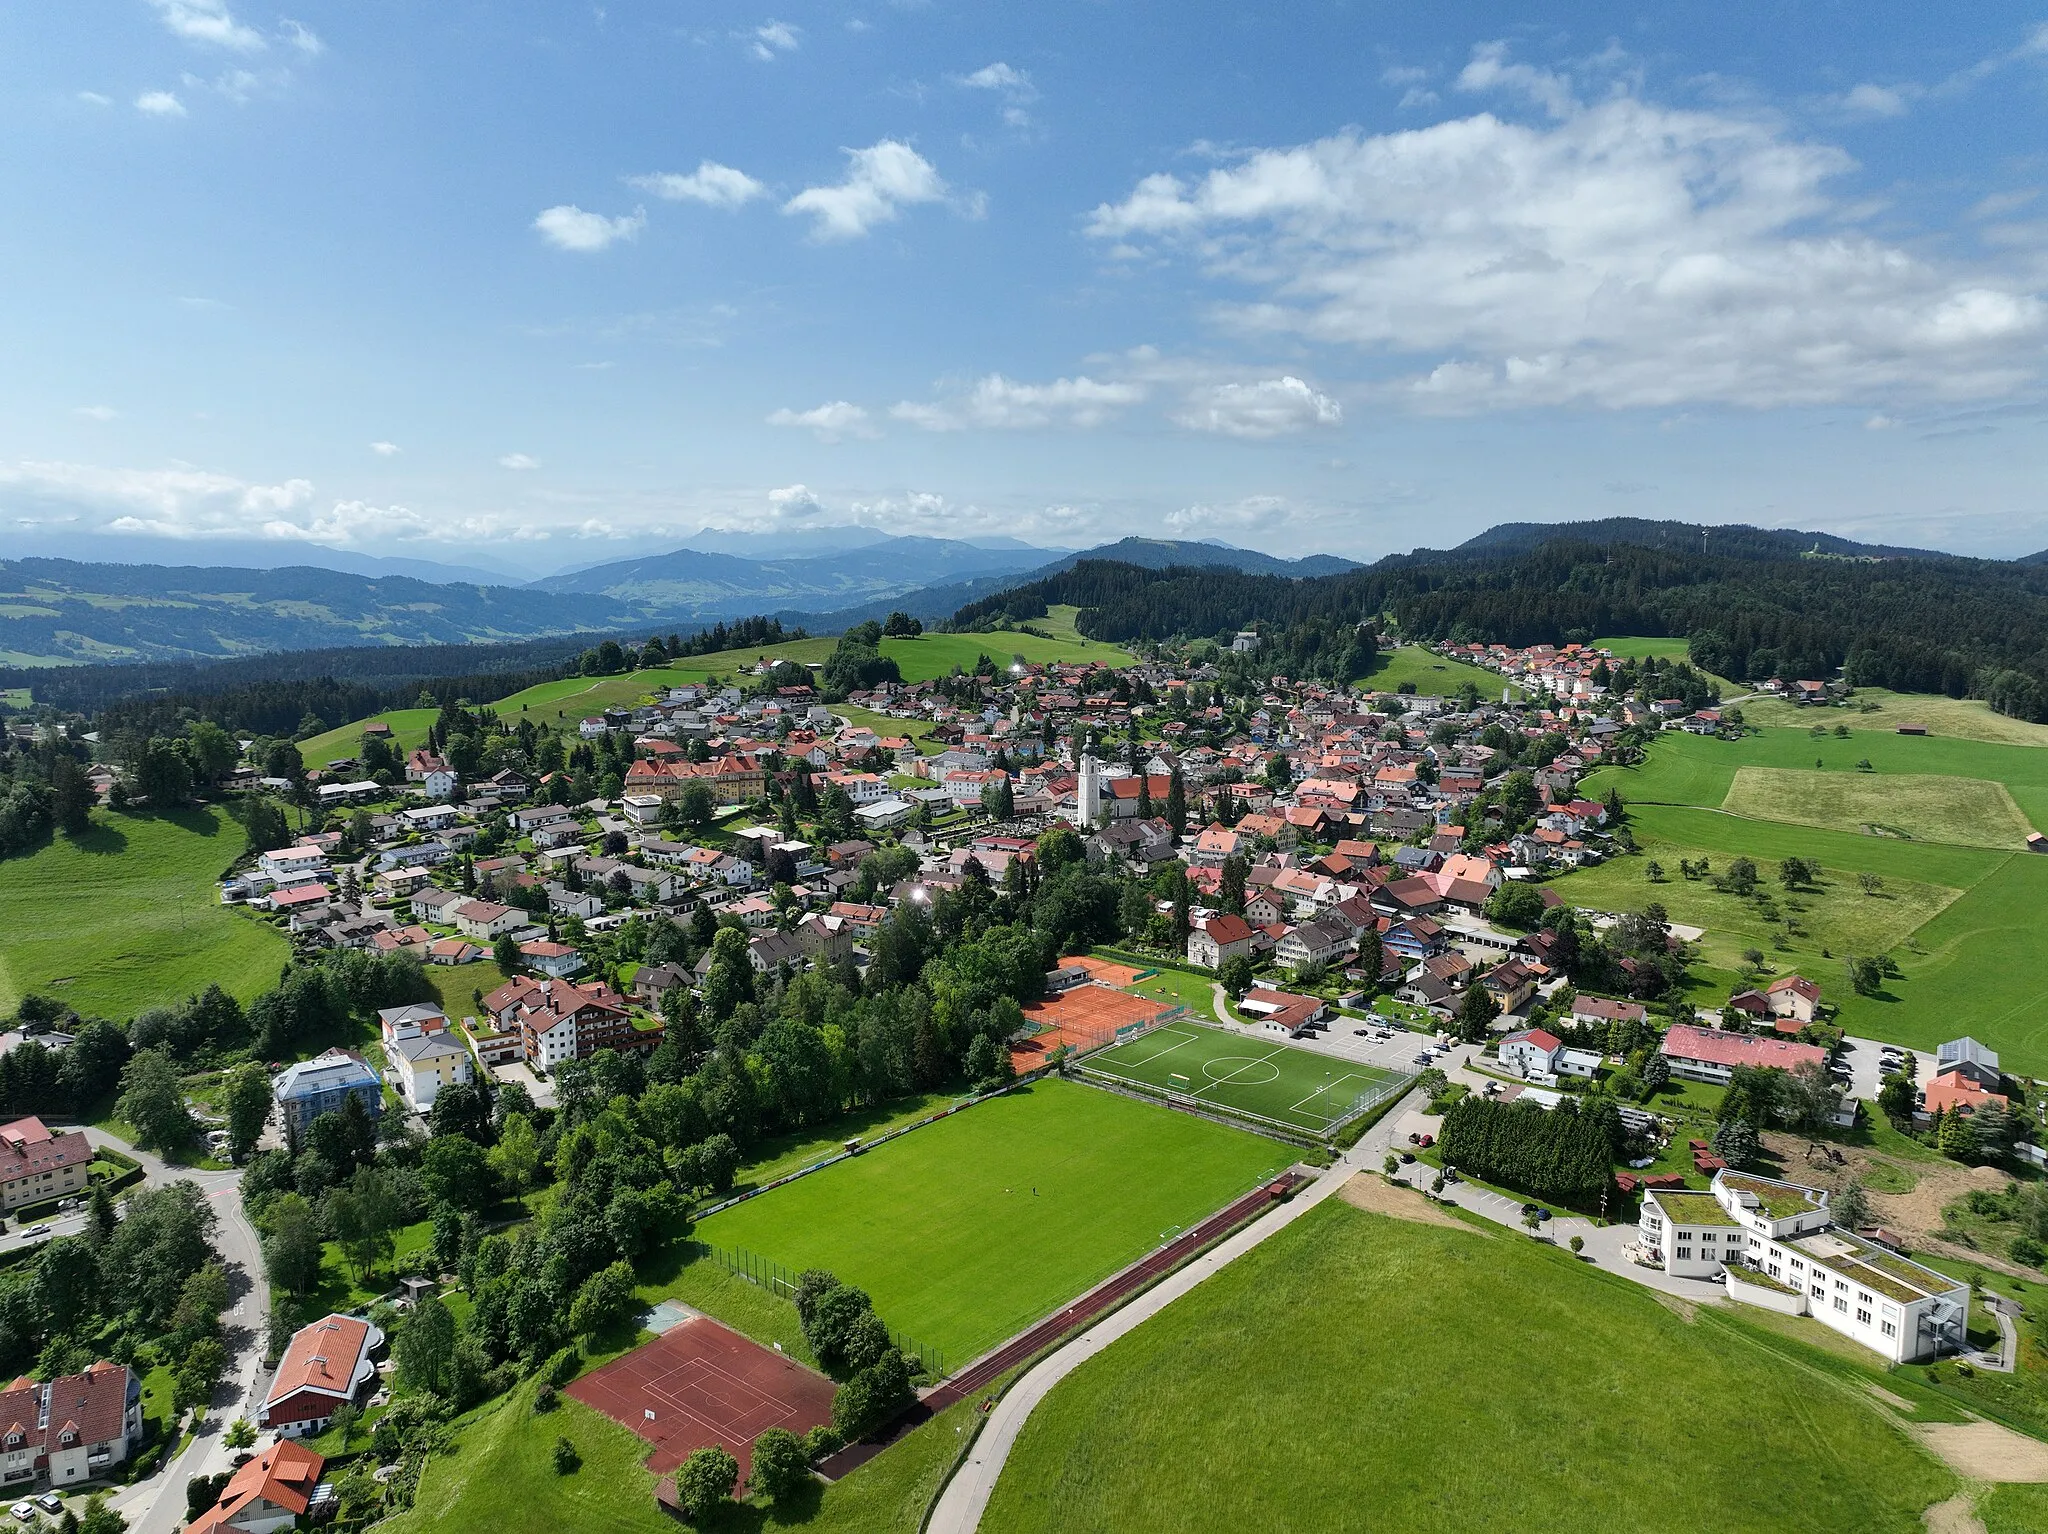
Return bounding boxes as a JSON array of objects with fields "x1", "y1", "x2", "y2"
[
  {"x1": 955, "y1": 61, "x2": 1037, "y2": 126},
  {"x1": 498, "y1": 453, "x2": 540, "y2": 470},
  {"x1": 1164, "y1": 495, "x2": 1299, "y2": 535},
  {"x1": 749, "y1": 20, "x2": 800, "y2": 60},
  {"x1": 1088, "y1": 43, "x2": 2047, "y2": 411},
  {"x1": 765, "y1": 484, "x2": 828, "y2": 523},
  {"x1": 0, "y1": 459, "x2": 312, "y2": 537},
  {"x1": 766, "y1": 401, "x2": 876, "y2": 442},
  {"x1": 783, "y1": 141, "x2": 947, "y2": 240},
  {"x1": 891, "y1": 374, "x2": 1145, "y2": 431},
  {"x1": 369, "y1": 440, "x2": 400, "y2": 456},
  {"x1": 148, "y1": 0, "x2": 264, "y2": 51},
  {"x1": 627, "y1": 161, "x2": 767, "y2": 208},
  {"x1": 533, "y1": 204, "x2": 646, "y2": 252},
  {"x1": 1175, "y1": 376, "x2": 1342, "y2": 438},
  {"x1": 135, "y1": 91, "x2": 187, "y2": 116}
]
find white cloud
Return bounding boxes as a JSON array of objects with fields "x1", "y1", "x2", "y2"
[
  {"x1": 627, "y1": 162, "x2": 766, "y2": 208},
  {"x1": 72, "y1": 405, "x2": 119, "y2": 422},
  {"x1": 1088, "y1": 43, "x2": 2047, "y2": 411},
  {"x1": 891, "y1": 374, "x2": 1145, "y2": 431},
  {"x1": 750, "y1": 20, "x2": 800, "y2": 60},
  {"x1": 1175, "y1": 376, "x2": 1342, "y2": 438},
  {"x1": 369, "y1": 440, "x2": 401, "y2": 456},
  {"x1": 147, "y1": 0, "x2": 264, "y2": 51},
  {"x1": 1865, "y1": 414, "x2": 1901, "y2": 430},
  {"x1": 783, "y1": 141, "x2": 947, "y2": 240},
  {"x1": 1828, "y1": 82, "x2": 1916, "y2": 119},
  {"x1": 281, "y1": 19, "x2": 322, "y2": 55},
  {"x1": 532, "y1": 204, "x2": 646, "y2": 252},
  {"x1": 498, "y1": 453, "x2": 540, "y2": 470},
  {"x1": 0, "y1": 459, "x2": 311, "y2": 535},
  {"x1": 77, "y1": 91, "x2": 111, "y2": 106},
  {"x1": 1164, "y1": 495, "x2": 1298, "y2": 535},
  {"x1": 766, "y1": 401, "x2": 876, "y2": 442},
  {"x1": 1970, "y1": 189, "x2": 2039, "y2": 220},
  {"x1": 955, "y1": 61, "x2": 1037, "y2": 125},
  {"x1": 766, "y1": 483, "x2": 828, "y2": 523},
  {"x1": 135, "y1": 91, "x2": 187, "y2": 117}
]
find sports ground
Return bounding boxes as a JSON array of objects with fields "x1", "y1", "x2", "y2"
[
  {"x1": 1009, "y1": 978, "x2": 1177, "y2": 1073},
  {"x1": 566, "y1": 1313, "x2": 836, "y2": 1475},
  {"x1": 1080, "y1": 1022, "x2": 1405, "y2": 1136},
  {"x1": 692, "y1": 1078, "x2": 1285, "y2": 1366}
]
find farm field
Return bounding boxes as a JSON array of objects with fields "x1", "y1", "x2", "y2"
[
  {"x1": 1738, "y1": 687, "x2": 2048, "y2": 749},
  {"x1": 1720, "y1": 766, "x2": 2031, "y2": 849},
  {"x1": 0, "y1": 804, "x2": 288, "y2": 1020},
  {"x1": 693, "y1": 1078, "x2": 1284, "y2": 1367},
  {"x1": 1564, "y1": 730, "x2": 2048, "y2": 1070},
  {"x1": 1360, "y1": 647, "x2": 1525, "y2": 700},
  {"x1": 979, "y1": 1200, "x2": 1958, "y2": 1534},
  {"x1": 1081, "y1": 1022, "x2": 1404, "y2": 1136}
]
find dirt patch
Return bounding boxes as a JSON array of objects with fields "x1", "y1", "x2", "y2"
[
  {"x1": 1922, "y1": 1493, "x2": 1985, "y2": 1534},
  {"x1": 1867, "y1": 1382, "x2": 1917, "y2": 1413},
  {"x1": 1651, "y1": 1291, "x2": 1701, "y2": 1323},
  {"x1": 1339, "y1": 1174, "x2": 1477, "y2": 1232},
  {"x1": 1762, "y1": 1131, "x2": 2014, "y2": 1256},
  {"x1": 1911, "y1": 1422, "x2": 2048, "y2": 1482}
]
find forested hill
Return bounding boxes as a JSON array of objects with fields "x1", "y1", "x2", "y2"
[{"x1": 952, "y1": 521, "x2": 2048, "y2": 719}]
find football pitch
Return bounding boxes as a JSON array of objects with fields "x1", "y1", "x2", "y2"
[{"x1": 1082, "y1": 1023, "x2": 1407, "y2": 1136}]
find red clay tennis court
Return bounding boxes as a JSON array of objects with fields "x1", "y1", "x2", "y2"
[
  {"x1": 566, "y1": 1314, "x2": 837, "y2": 1475},
  {"x1": 1060, "y1": 953, "x2": 1146, "y2": 987},
  {"x1": 1010, "y1": 982, "x2": 1171, "y2": 1072}
]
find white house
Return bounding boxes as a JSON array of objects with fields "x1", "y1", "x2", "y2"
[
  {"x1": 258, "y1": 844, "x2": 328, "y2": 885},
  {"x1": 1497, "y1": 1027, "x2": 1561, "y2": 1079},
  {"x1": 452, "y1": 899, "x2": 522, "y2": 940}
]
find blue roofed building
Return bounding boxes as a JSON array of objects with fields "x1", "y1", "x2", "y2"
[{"x1": 271, "y1": 1049, "x2": 384, "y2": 1137}]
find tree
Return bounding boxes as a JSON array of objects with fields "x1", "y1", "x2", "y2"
[
  {"x1": 1645, "y1": 860, "x2": 1664, "y2": 883},
  {"x1": 1569, "y1": 1234, "x2": 1585, "y2": 1256},
  {"x1": 330, "y1": 1402, "x2": 361, "y2": 1449},
  {"x1": 395, "y1": 1293, "x2": 456, "y2": 1396},
  {"x1": 421, "y1": 1133, "x2": 498, "y2": 1213},
  {"x1": 1453, "y1": 984, "x2": 1498, "y2": 1044},
  {"x1": 1833, "y1": 1178, "x2": 1871, "y2": 1231},
  {"x1": 1858, "y1": 871, "x2": 1884, "y2": 896},
  {"x1": 1845, "y1": 954, "x2": 1884, "y2": 997},
  {"x1": 488, "y1": 1111, "x2": 542, "y2": 1194},
  {"x1": 552, "y1": 1436, "x2": 581, "y2": 1475},
  {"x1": 172, "y1": 1263, "x2": 230, "y2": 1341},
  {"x1": 172, "y1": 1337, "x2": 227, "y2": 1412},
  {"x1": 672, "y1": 1445, "x2": 740, "y2": 1521},
  {"x1": 1937, "y1": 1108, "x2": 1980, "y2": 1161},
  {"x1": 493, "y1": 933, "x2": 523, "y2": 973},
  {"x1": 568, "y1": 1260, "x2": 638, "y2": 1340},
  {"x1": 1878, "y1": 1073, "x2": 1916, "y2": 1127},
  {"x1": 1483, "y1": 883, "x2": 1545, "y2": 931},
  {"x1": 677, "y1": 783, "x2": 716, "y2": 830},
  {"x1": 749, "y1": 1425, "x2": 811, "y2": 1501},
  {"x1": 259, "y1": 1192, "x2": 323, "y2": 1295},
  {"x1": 116, "y1": 1049, "x2": 197, "y2": 1155},
  {"x1": 223, "y1": 1418, "x2": 256, "y2": 1451},
  {"x1": 1165, "y1": 770, "x2": 1187, "y2": 840},
  {"x1": 1711, "y1": 1117, "x2": 1760, "y2": 1170},
  {"x1": 1383, "y1": 1152, "x2": 1400, "y2": 1177},
  {"x1": 77, "y1": 1497, "x2": 125, "y2": 1534},
  {"x1": 1217, "y1": 954, "x2": 1255, "y2": 1000},
  {"x1": 222, "y1": 1062, "x2": 272, "y2": 1163}
]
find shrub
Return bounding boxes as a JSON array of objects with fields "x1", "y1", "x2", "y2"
[
  {"x1": 551, "y1": 1436, "x2": 581, "y2": 1475},
  {"x1": 2012, "y1": 1235, "x2": 2047, "y2": 1269},
  {"x1": 673, "y1": 1445, "x2": 739, "y2": 1520},
  {"x1": 544, "y1": 1346, "x2": 581, "y2": 1388},
  {"x1": 801, "y1": 1424, "x2": 842, "y2": 1459},
  {"x1": 748, "y1": 1426, "x2": 811, "y2": 1502},
  {"x1": 532, "y1": 1383, "x2": 558, "y2": 1414}
]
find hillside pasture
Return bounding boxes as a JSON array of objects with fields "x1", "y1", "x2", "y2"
[
  {"x1": 979, "y1": 1201, "x2": 1956, "y2": 1534},
  {"x1": 1721, "y1": 766, "x2": 2033, "y2": 849},
  {"x1": 298, "y1": 706, "x2": 439, "y2": 768},
  {"x1": 1359, "y1": 647, "x2": 1526, "y2": 700},
  {"x1": 1738, "y1": 687, "x2": 2048, "y2": 749},
  {"x1": 693, "y1": 1078, "x2": 1283, "y2": 1367},
  {"x1": 0, "y1": 804, "x2": 289, "y2": 1020}
]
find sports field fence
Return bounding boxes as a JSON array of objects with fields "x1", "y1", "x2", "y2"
[
  {"x1": 1073, "y1": 1060, "x2": 1414, "y2": 1145},
  {"x1": 697, "y1": 1240, "x2": 948, "y2": 1379}
]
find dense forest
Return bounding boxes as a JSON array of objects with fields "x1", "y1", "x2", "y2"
[{"x1": 952, "y1": 521, "x2": 2048, "y2": 719}]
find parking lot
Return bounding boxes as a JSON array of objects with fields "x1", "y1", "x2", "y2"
[{"x1": 1837, "y1": 1035, "x2": 1937, "y2": 1106}]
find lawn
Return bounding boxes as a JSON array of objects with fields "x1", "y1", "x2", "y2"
[
  {"x1": 979, "y1": 1200, "x2": 1957, "y2": 1534},
  {"x1": 309, "y1": 1217, "x2": 435, "y2": 1313},
  {"x1": 1739, "y1": 687, "x2": 2048, "y2": 750},
  {"x1": 0, "y1": 804, "x2": 289, "y2": 1020},
  {"x1": 1359, "y1": 647, "x2": 1526, "y2": 701},
  {"x1": 693, "y1": 1079, "x2": 1285, "y2": 1367},
  {"x1": 1081, "y1": 1022, "x2": 1404, "y2": 1136},
  {"x1": 722, "y1": 1092, "x2": 961, "y2": 1197},
  {"x1": 1120, "y1": 966, "x2": 1218, "y2": 1018},
  {"x1": 1722, "y1": 767, "x2": 2032, "y2": 850}
]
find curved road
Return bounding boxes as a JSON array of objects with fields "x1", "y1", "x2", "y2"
[{"x1": 60, "y1": 1129, "x2": 269, "y2": 1534}]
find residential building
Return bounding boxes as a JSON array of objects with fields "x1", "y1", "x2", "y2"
[
  {"x1": 1935, "y1": 1037, "x2": 2001, "y2": 1091},
  {"x1": 0, "y1": 1362, "x2": 140, "y2": 1489},
  {"x1": 375, "y1": 1007, "x2": 473, "y2": 1114},
  {"x1": 1659, "y1": 1025, "x2": 1827, "y2": 1087},
  {"x1": 1275, "y1": 919, "x2": 1352, "y2": 971},
  {"x1": 0, "y1": 1117, "x2": 91, "y2": 1213},
  {"x1": 1498, "y1": 1028, "x2": 1561, "y2": 1079},
  {"x1": 451, "y1": 899, "x2": 522, "y2": 940},
  {"x1": 1569, "y1": 995, "x2": 1648, "y2": 1029},
  {"x1": 259, "y1": 1315, "x2": 384, "y2": 1438},
  {"x1": 271, "y1": 1050, "x2": 384, "y2": 1137},
  {"x1": 1239, "y1": 986, "x2": 1326, "y2": 1037},
  {"x1": 1479, "y1": 958, "x2": 1538, "y2": 1013},
  {"x1": 184, "y1": 1441, "x2": 327, "y2": 1534},
  {"x1": 1187, "y1": 914, "x2": 1256, "y2": 970},
  {"x1": 1764, "y1": 974, "x2": 1822, "y2": 1024}
]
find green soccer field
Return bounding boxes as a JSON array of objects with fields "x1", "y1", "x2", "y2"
[
  {"x1": 1083, "y1": 1023, "x2": 1405, "y2": 1135},
  {"x1": 691, "y1": 1078, "x2": 1285, "y2": 1367}
]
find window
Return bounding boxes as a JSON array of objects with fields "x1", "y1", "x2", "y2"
[
  {"x1": 1857, "y1": 1308, "x2": 1872, "y2": 1325},
  {"x1": 1676, "y1": 1247, "x2": 1692, "y2": 1261},
  {"x1": 1834, "y1": 1297, "x2": 1848, "y2": 1313},
  {"x1": 1768, "y1": 1264, "x2": 1782, "y2": 1279},
  {"x1": 1882, "y1": 1321, "x2": 1897, "y2": 1338},
  {"x1": 1811, "y1": 1284, "x2": 1826, "y2": 1299},
  {"x1": 1857, "y1": 1291, "x2": 1873, "y2": 1307}
]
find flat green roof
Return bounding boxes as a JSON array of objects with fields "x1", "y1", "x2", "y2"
[
  {"x1": 1649, "y1": 1190, "x2": 1740, "y2": 1228},
  {"x1": 1718, "y1": 1173, "x2": 1822, "y2": 1220}
]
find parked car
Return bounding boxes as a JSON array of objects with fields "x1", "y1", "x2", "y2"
[
  {"x1": 11, "y1": 1503, "x2": 34, "y2": 1522},
  {"x1": 1399, "y1": 1151, "x2": 1416, "y2": 1164},
  {"x1": 25, "y1": 1225, "x2": 49, "y2": 1238},
  {"x1": 36, "y1": 1495, "x2": 60, "y2": 1514}
]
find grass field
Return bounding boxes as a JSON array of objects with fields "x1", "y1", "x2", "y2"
[
  {"x1": 1563, "y1": 729, "x2": 2048, "y2": 1069},
  {"x1": 1738, "y1": 687, "x2": 2048, "y2": 749},
  {"x1": 1721, "y1": 766, "x2": 2032, "y2": 849},
  {"x1": 0, "y1": 805, "x2": 289, "y2": 1020},
  {"x1": 693, "y1": 1078, "x2": 1285, "y2": 1366},
  {"x1": 1081, "y1": 1023, "x2": 1403, "y2": 1136},
  {"x1": 1593, "y1": 634, "x2": 1692, "y2": 660},
  {"x1": 979, "y1": 1200, "x2": 1958, "y2": 1534},
  {"x1": 1359, "y1": 647, "x2": 1525, "y2": 700},
  {"x1": 299, "y1": 706, "x2": 438, "y2": 768}
]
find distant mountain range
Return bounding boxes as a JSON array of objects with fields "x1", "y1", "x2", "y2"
[{"x1": 0, "y1": 535, "x2": 1357, "y2": 667}]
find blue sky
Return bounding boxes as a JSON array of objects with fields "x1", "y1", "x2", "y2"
[{"x1": 4, "y1": 1, "x2": 2048, "y2": 573}]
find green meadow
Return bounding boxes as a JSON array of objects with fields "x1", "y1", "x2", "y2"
[
  {"x1": 0, "y1": 804, "x2": 289, "y2": 1020},
  {"x1": 1361, "y1": 647, "x2": 1527, "y2": 700}
]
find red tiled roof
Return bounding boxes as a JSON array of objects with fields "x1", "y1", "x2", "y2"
[
  {"x1": 0, "y1": 1117, "x2": 90, "y2": 1181},
  {"x1": 1660, "y1": 1024, "x2": 1825, "y2": 1072},
  {"x1": 186, "y1": 1440, "x2": 326, "y2": 1534},
  {"x1": 266, "y1": 1315, "x2": 372, "y2": 1409}
]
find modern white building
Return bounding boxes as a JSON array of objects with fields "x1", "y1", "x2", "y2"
[{"x1": 1640, "y1": 1170, "x2": 1965, "y2": 1363}]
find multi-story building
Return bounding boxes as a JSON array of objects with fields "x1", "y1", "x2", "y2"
[
  {"x1": 0, "y1": 1116, "x2": 91, "y2": 1214},
  {"x1": 271, "y1": 1050, "x2": 384, "y2": 1137},
  {"x1": 0, "y1": 1362, "x2": 141, "y2": 1489},
  {"x1": 1640, "y1": 1170, "x2": 1965, "y2": 1364},
  {"x1": 258, "y1": 1315, "x2": 384, "y2": 1438}
]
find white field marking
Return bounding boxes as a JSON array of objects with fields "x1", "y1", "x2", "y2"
[
  {"x1": 1288, "y1": 1073, "x2": 1375, "y2": 1123},
  {"x1": 1189, "y1": 1044, "x2": 1290, "y2": 1101},
  {"x1": 1102, "y1": 1026, "x2": 1202, "y2": 1071}
]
